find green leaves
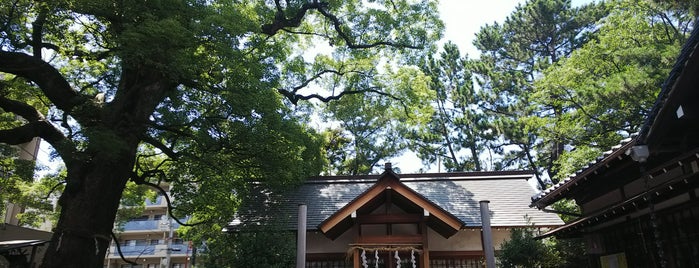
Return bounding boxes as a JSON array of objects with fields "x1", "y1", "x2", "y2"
[
  {"x1": 534, "y1": 0, "x2": 690, "y2": 181},
  {"x1": 498, "y1": 227, "x2": 560, "y2": 268},
  {"x1": 410, "y1": 42, "x2": 492, "y2": 171},
  {"x1": 470, "y1": 0, "x2": 609, "y2": 186}
]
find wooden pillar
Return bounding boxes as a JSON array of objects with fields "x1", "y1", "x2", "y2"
[
  {"x1": 480, "y1": 201, "x2": 496, "y2": 268},
  {"x1": 297, "y1": 204, "x2": 307, "y2": 268},
  {"x1": 420, "y1": 220, "x2": 430, "y2": 268},
  {"x1": 353, "y1": 248, "x2": 360, "y2": 268}
]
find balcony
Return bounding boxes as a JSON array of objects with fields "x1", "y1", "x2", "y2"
[
  {"x1": 113, "y1": 245, "x2": 156, "y2": 256},
  {"x1": 121, "y1": 218, "x2": 189, "y2": 232},
  {"x1": 122, "y1": 220, "x2": 160, "y2": 231},
  {"x1": 108, "y1": 243, "x2": 192, "y2": 258}
]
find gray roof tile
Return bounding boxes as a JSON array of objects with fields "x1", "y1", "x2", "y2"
[{"x1": 232, "y1": 172, "x2": 564, "y2": 231}]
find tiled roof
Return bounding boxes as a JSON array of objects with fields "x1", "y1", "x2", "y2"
[
  {"x1": 530, "y1": 136, "x2": 637, "y2": 206},
  {"x1": 230, "y1": 171, "x2": 563, "y2": 231}
]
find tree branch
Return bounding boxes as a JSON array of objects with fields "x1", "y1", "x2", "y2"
[
  {"x1": 315, "y1": 7, "x2": 421, "y2": 49},
  {"x1": 147, "y1": 122, "x2": 196, "y2": 140},
  {"x1": 110, "y1": 232, "x2": 139, "y2": 265},
  {"x1": 31, "y1": 8, "x2": 48, "y2": 58},
  {"x1": 0, "y1": 51, "x2": 86, "y2": 112},
  {"x1": 261, "y1": 1, "x2": 328, "y2": 35},
  {"x1": 0, "y1": 121, "x2": 65, "y2": 145},
  {"x1": 0, "y1": 94, "x2": 44, "y2": 122},
  {"x1": 44, "y1": 180, "x2": 66, "y2": 200},
  {"x1": 140, "y1": 135, "x2": 179, "y2": 160},
  {"x1": 261, "y1": 1, "x2": 421, "y2": 49},
  {"x1": 137, "y1": 180, "x2": 209, "y2": 227}
]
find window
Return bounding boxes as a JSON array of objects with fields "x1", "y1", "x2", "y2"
[
  {"x1": 132, "y1": 215, "x2": 149, "y2": 221},
  {"x1": 150, "y1": 239, "x2": 161, "y2": 245}
]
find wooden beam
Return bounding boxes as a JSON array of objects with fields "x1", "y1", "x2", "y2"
[
  {"x1": 430, "y1": 251, "x2": 484, "y2": 258},
  {"x1": 356, "y1": 235, "x2": 423, "y2": 244},
  {"x1": 356, "y1": 214, "x2": 422, "y2": 224},
  {"x1": 388, "y1": 181, "x2": 463, "y2": 232},
  {"x1": 319, "y1": 180, "x2": 388, "y2": 234}
]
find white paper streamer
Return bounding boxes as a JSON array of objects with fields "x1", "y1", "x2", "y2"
[
  {"x1": 395, "y1": 250, "x2": 401, "y2": 268},
  {"x1": 411, "y1": 249, "x2": 416, "y2": 268},
  {"x1": 361, "y1": 249, "x2": 368, "y2": 268},
  {"x1": 375, "y1": 250, "x2": 379, "y2": 268}
]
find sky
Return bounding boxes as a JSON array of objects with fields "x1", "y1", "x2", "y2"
[
  {"x1": 438, "y1": 0, "x2": 593, "y2": 57},
  {"x1": 438, "y1": 0, "x2": 528, "y2": 57}
]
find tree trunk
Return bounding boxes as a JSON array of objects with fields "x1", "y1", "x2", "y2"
[{"x1": 41, "y1": 144, "x2": 136, "y2": 267}]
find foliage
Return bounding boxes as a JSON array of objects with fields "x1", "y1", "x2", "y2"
[
  {"x1": 179, "y1": 182, "x2": 298, "y2": 267},
  {"x1": 411, "y1": 42, "x2": 493, "y2": 171},
  {"x1": 0, "y1": 145, "x2": 34, "y2": 208},
  {"x1": 551, "y1": 199, "x2": 582, "y2": 223},
  {"x1": 553, "y1": 237, "x2": 589, "y2": 268},
  {"x1": 535, "y1": 0, "x2": 693, "y2": 182},
  {"x1": 321, "y1": 65, "x2": 434, "y2": 175},
  {"x1": 472, "y1": 0, "x2": 609, "y2": 187},
  {"x1": 0, "y1": 0, "x2": 442, "y2": 266},
  {"x1": 192, "y1": 225, "x2": 296, "y2": 268},
  {"x1": 498, "y1": 227, "x2": 560, "y2": 268}
]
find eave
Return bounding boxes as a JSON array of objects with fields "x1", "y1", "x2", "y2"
[
  {"x1": 531, "y1": 137, "x2": 638, "y2": 209},
  {"x1": 317, "y1": 170, "x2": 465, "y2": 240}
]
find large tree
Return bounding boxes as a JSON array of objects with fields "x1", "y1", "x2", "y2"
[
  {"x1": 412, "y1": 42, "x2": 493, "y2": 172},
  {"x1": 472, "y1": 0, "x2": 608, "y2": 187},
  {"x1": 534, "y1": 0, "x2": 695, "y2": 180},
  {"x1": 0, "y1": 0, "x2": 441, "y2": 266}
]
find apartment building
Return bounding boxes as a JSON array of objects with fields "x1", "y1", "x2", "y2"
[
  {"x1": 3, "y1": 138, "x2": 42, "y2": 227},
  {"x1": 104, "y1": 191, "x2": 194, "y2": 268}
]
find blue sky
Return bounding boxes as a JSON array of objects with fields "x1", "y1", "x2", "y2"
[{"x1": 438, "y1": 0, "x2": 595, "y2": 57}]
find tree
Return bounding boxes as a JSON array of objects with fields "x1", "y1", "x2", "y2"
[
  {"x1": 472, "y1": 0, "x2": 608, "y2": 187},
  {"x1": 321, "y1": 65, "x2": 433, "y2": 175},
  {"x1": 0, "y1": 0, "x2": 441, "y2": 266},
  {"x1": 181, "y1": 185, "x2": 297, "y2": 268},
  {"x1": 412, "y1": 42, "x2": 493, "y2": 171},
  {"x1": 498, "y1": 227, "x2": 560, "y2": 268},
  {"x1": 534, "y1": 0, "x2": 694, "y2": 181}
]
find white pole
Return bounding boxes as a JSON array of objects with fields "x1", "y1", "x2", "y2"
[
  {"x1": 165, "y1": 216, "x2": 173, "y2": 268},
  {"x1": 480, "y1": 200, "x2": 496, "y2": 268},
  {"x1": 296, "y1": 204, "x2": 307, "y2": 268}
]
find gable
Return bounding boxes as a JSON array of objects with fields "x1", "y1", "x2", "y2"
[{"x1": 317, "y1": 170, "x2": 465, "y2": 240}]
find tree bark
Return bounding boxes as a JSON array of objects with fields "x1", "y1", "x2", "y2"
[
  {"x1": 41, "y1": 144, "x2": 137, "y2": 267},
  {"x1": 37, "y1": 66, "x2": 168, "y2": 267}
]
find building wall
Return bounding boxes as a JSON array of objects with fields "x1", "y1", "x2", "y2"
[
  {"x1": 307, "y1": 226, "x2": 357, "y2": 253},
  {"x1": 104, "y1": 192, "x2": 193, "y2": 268},
  {"x1": 307, "y1": 226, "x2": 514, "y2": 253},
  {"x1": 4, "y1": 139, "x2": 42, "y2": 226}
]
